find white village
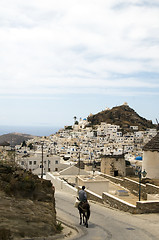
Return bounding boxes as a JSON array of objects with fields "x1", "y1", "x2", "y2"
[{"x1": 1, "y1": 103, "x2": 159, "y2": 217}]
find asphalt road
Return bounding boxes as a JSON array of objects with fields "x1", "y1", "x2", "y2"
[{"x1": 55, "y1": 191, "x2": 159, "y2": 240}]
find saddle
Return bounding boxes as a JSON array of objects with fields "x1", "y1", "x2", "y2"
[{"x1": 78, "y1": 201, "x2": 89, "y2": 211}]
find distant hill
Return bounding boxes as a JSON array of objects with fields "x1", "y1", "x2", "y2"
[
  {"x1": 0, "y1": 132, "x2": 35, "y2": 147},
  {"x1": 87, "y1": 104, "x2": 156, "y2": 132}
]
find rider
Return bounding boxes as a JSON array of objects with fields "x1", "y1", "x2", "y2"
[
  {"x1": 78, "y1": 186, "x2": 90, "y2": 227},
  {"x1": 78, "y1": 186, "x2": 87, "y2": 204}
]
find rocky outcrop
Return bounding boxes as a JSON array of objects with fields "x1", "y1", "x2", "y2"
[
  {"x1": 0, "y1": 162, "x2": 58, "y2": 239},
  {"x1": 87, "y1": 104, "x2": 155, "y2": 132}
]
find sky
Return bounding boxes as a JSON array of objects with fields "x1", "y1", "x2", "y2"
[{"x1": 0, "y1": 0, "x2": 159, "y2": 133}]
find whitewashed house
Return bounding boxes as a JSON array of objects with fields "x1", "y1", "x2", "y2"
[
  {"x1": 142, "y1": 132, "x2": 159, "y2": 179},
  {"x1": 17, "y1": 153, "x2": 61, "y2": 176}
]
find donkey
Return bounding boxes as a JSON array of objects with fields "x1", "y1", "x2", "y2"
[{"x1": 78, "y1": 201, "x2": 90, "y2": 228}]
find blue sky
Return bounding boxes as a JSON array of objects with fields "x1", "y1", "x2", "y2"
[{"x1": 0, "y1": 0, "x2": 159, "y2": 130}]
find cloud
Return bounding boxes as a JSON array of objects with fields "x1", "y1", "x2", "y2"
[
  {"x1": 0, "y1": 76, "x2": 159, "y2": 98},
  {"x1": 0, "y1": 0, "x2": 159, "y2": 98}
]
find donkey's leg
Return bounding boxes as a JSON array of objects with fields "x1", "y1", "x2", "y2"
[
  {"x1": 85, "y1": 212, "x2": 88, "y2": 228},
  {"x1": 79, "y1": 212, "x2": 82, "y2": 225},
  {"x1": 85, "y1": 216, "x2": 88, "y2": 228},
  {"x1": 83, "y1": 213, "x2": 85, "y2": 224}
]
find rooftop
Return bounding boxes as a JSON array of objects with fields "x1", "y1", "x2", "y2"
[{"x1": 143, "y1": 132, "x2": 159, "y2": 152}]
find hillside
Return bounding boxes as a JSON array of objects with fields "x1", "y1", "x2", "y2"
[
  {"x1": 87, "y1": 104, "x2": 156, "y2": 132},
  {"x1": 0, "y1": 162, "x2": 59, "y2": 239},
  {"x1": 0, "y1": 132, "x2": 35, "y2": 147}
]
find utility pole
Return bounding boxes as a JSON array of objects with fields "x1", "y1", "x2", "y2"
[
  {"x1": 78, "y1": 150, "x2": 80, "y2": 175},
  {"x1": 14, "y1": 147, "x2": 16, "y2": 162},
  {"x1": 91, "y1": 152, "x2": 93, "y2": 173},
  {"x1": 135, "y1": 169, "x2": 147, "y2": 201},
  {"x1": 48, "y1": 160, "x2": 50, "y2": 172},
  {"x1": 138, "y1": 171, "x2": 141, "y2": 201},
  {"x1": 41, "y1": 143, "x2": 44, "y2": 178},
  {"x1": 122, "y1": 145, "x2": 124, "y2": 155}
]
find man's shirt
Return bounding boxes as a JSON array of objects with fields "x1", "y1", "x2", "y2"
[{"x1": 78, "y1": 189, "x2": 87, "y2": 202}]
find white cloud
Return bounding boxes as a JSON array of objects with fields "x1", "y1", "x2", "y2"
[{"x1": 0, "y1": 0, "x2": 159, "y2": 98}]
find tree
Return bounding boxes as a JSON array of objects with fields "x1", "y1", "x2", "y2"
[
  {"x1": 65, "y1": 126, "x2": 73, "y2": 130},
  {"x1": 74, "y1": 116, "x2": 77, "y2": 124},
  {"x1": 28, "y1": 143, "x2": 34, "y2": 150},
  {"x1": 21, "y1": 141, "x2": 27, "y2": 148}
]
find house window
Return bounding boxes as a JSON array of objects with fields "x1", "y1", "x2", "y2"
[
  {"x1": 29, "y1": 161, "x2": 32, "y2": 165},
  {"x1": 114, "y1": 170, "x2": 118, "y2": 177},
  {"x1": 55, "y1": 168, "x2": 58, "y2": 171},
  {"x1": 34, "y1": 161, "x2": 36, "y2": 165},
  {"x1": 55, "y1": 160, "x2": 58, "y2": 164},
  {"x1": 21, "y1": 161, "x2": 24, "y2": 165}
]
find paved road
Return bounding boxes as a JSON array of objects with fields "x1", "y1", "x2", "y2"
[{"x1": 55, "y1": 191, "x2": 159, "y2": 240}]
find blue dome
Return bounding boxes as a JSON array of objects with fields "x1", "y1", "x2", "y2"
[
  {"x1": 83, "y1": 118, "x2": 87, "y2": 120},
  {"x1": 135, "y1": 156, "x2": 142, "y2": 160}
]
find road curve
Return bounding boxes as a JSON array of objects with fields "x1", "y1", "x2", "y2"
[{"x1": 55, "y1": 191, "x2": 159, "y2": 240}]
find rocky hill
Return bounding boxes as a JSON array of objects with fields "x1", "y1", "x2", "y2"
[
  {"x1": 0, "y1": 162, "x2": 59, "y2": 239},
  {"x1": 0, "y1": 132, "x2": 35, "y2": 147},
  {"x1": 87, "y1": 104, "x2": 156, "y2": 132}
]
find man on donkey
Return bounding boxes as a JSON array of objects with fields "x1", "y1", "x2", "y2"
[{"x1": 78, "y1": 186, "x2": 90, "y2": 227}]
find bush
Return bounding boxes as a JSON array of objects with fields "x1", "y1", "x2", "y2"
[{"x1": 56, "y1": 221, "x2": 63, "y2": 232}]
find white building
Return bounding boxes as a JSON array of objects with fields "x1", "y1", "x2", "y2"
[
  {"x1": 17, "y1": 153, "x2": 61, "y2": 176},
  {"x1": 142, "y1": 132, "x2": 159, "y2": 179}
]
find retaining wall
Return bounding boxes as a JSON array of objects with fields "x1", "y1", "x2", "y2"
[
  {"x1": 102, "y1": 192, "x2": 159, "y2": 214},
  {"x1": 102, "y1": 192, "x2": 136, "y2": 214},
  {"x1": 100, "y1": 173, "x2": 123, "y2": 185},
  {"x1": 46, "y1": 172, "x2": 77, "y2": 195},
  {"x1": 100, "y1": 173, "x2": 147, "y2": 200},
  {"x1": 136, "y1": 201, "x2": 159, "y2": 213},
  {"x1": 122, "y1": 178, "x2": 147, "y2": 200},
  {"x1": 100, "y1": 174, "x2": 159, "y2": 213},
  {"x1": 101, "y1": 174, "x2": 159, "y2": 200},
  {"x1": 46, "y1": 172, "x2": 159, "y2": 214},
  {"x1": 146, "y1": 183, "x2": 159, "y2": 194}
]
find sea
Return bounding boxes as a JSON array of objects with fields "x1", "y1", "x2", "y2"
[{"x1": 0, "y1": 125, "x2": 61, "y2": 137}]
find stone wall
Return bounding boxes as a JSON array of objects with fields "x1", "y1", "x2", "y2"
[
  {"x1": 146, "y1": 183, "x2": 159, "y2": 194},
  {"x1": 100, "y1": 173, "x2": 147, "y2": 200},
  {"x1": 102, "y1": 192, "x2": 136, "y2": 214},
  {"x1": 100, "y1": 173, "x2": 123, "y2": 185},
  {"x1": 136, "y1": 201, "x2": 159, "y2": 213},
  {"x1": 102, "y1": 192, "x2": 159, "y2": 214},
  {"x1": 101, "y1": 155, "x2": 126, "y2": 177},
  {"x1": 100, "y1": 174, "x2": 159, "y2": 213},
  {"x1": 122, "y1": 178, "x2": 147, "y2": 200}
]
